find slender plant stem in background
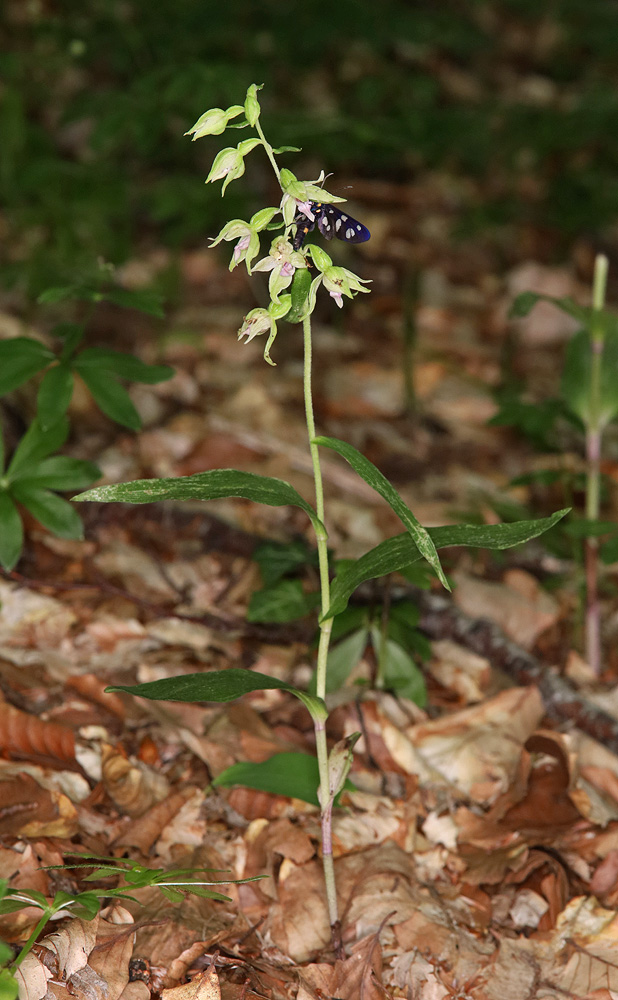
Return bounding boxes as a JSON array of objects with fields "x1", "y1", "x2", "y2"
[
  {"x1": 584, "y1": 253, "x2": 609, "y2": 675},
  {"x1": 302, "y1": 312, "x2": 340, "y2": 948}
]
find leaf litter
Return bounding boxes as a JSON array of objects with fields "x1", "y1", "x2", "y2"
[{"x1": 4, "y1": 166, "x2": 618, "y2": 1000}]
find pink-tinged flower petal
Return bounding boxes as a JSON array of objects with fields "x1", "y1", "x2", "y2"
[
  {"x1": 280, "y1": 261, "x2": 295, "y2": 277},
  {"x1": 329, "y1": 289, "x2": 344, "y2": 308},
  {"x1": 233, "y1": 234, "x2": 251, "y2": 261},
  {"x1": 296, "y1": 200, "x2": 315, "y2": 221}
]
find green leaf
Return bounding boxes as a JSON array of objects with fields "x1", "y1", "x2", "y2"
[
  {"x1": 37, "y1": 284, "x2": 84, "y2": 304},
  {"x1": 74, "y1": 469, "x2": 323, "y2": 534},
  {"x1": 106, "y1": 668, "x2": 328, "y2": 721},
  {"x1": 54, "y1": 322, "x2": 86, "y2": 359},
  {"x1": 0, "y1": 338, "x2": 55, "y2": 394},
  {"x1": 371, "y1": 629, "x2": 427, "y2": 706},
  {"x1": 0, "y1": 492, "x2": 23, "y2": 572},
  {"x1": 75, "y1": 348, "x2": 173, "y2": 384},
  {"x1": 213, "y1": 751, "x2": 354, "y2": 807},
  {"x1": 562, "y1": 328, "x2": 618, "y2": 427},
  {"x1": 247, "y1": 579, "x2": 320, "y2": 623},
  {"x1": 562, "y1": 518, "x2": 618, "y2": 539},
  {"x1": 78, "y1": 368, "x2": 141, "y2": 430},
  {"x1": 7, "y1": 418, "x2": 69, "y2": 479},
  {"x1": 12, "y1": 485, "x2": 84, "y2": 540},
  {"x1": 103, "y1": 288, "x2": 165, "y2": 318},
  {"x1": 37, "y1": 364, "x2": 74, "y2": 430},
  {"x1": 253, "y1": 538, "x2": 315, "y2": 586},
  {"x1": 0, "y1": 969, "x2": 19, "y2": 1000},
  {"x1": 271, "y1": 145, "x2": 302, "y2": 154},
  {"x1": 15, "y1": 456, "x2": 100, "y2": 491},
  {"x1": 315, "y1": 626, "x2": 369, "y2": 695},
  {"x1": 508, "y1": 291, "x2": 589, "y2": 323},
  {"x1": 324, "y1": 509, "x2": 570, "y2": 619},
  {"x1": 315, "y1": 435, "x2": 449, "y2": 589}
]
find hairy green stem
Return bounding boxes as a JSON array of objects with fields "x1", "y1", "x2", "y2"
[
  {"x1": 302, "y1": 312, "x2": 340, "y2": 948},
  {"x1": 584, "y1": 253, "x2": 609, "y2": 675}
]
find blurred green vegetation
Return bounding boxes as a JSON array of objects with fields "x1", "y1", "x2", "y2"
[{"x1": 3, "y1": 0, "x2": 618, "y2": 292}]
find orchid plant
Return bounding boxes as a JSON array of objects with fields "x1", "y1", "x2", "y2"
[{"x1": 75, "y1": 84, "x2": 567, "y2": 956}]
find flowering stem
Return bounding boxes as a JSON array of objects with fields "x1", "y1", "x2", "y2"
[
  {"x1": 254, "y1": 118, "x2": 281, "y2": 184},
  {"x1": 302, "y1": 312, "x2": 341, "y2": 954},
  {"x1": 584, "y1": 253, "x2": 609, "y2": 675}
]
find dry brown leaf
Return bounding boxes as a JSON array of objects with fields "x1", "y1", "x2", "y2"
[
  {"x1": 405, "y1": 687, "x2": 544, "y2": 803},
  {"x1": 0, "y1": 581, "x2": 76, "y2": 648},
  {"x1": 0, "y1": 699, "x2": 75, "y2": 764},
  {"x1": 541, "y1": 896, "x2": 618, "y2": 995},
  {"x1": 101, "y1": 743, "x2": 169, "y2": 817},
  {"x1": 428, "y1": 639, "x2": 491, "y2": 703},
  {"x1": 112, "y1": 787, "x2": 199, "y2": 852},
  {"x1": 87, "y1": 906, "x2": 136, "y2": 1000},
  {"x1": 265, "y1": 858, "x2": 330, "y2": 960},
  {"x1": 66, "y1": 674, "x2": 127, "y2": 720},
  {"x1": 482, "y1": 937, "x2": 539, "y2": 1000},
  {"x1": 453, "y1": 569, "x2": 559, "y2": 649},
  {"x1": 0, "y1": 773, "x2": 77, "y2": 838},
  {"x1": 15, "y1": 918, "x2": 98, "y2": 1000},
  {"x1": 161, "y1": 966, "x2": 221, "y2": 1000}
]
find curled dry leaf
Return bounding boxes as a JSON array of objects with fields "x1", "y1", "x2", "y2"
[
  {"x1": 0, "y1": 698, "x2": 75, "y2": 764},
  {"x1": 402, "y1": 687, "x2": 545, "y2": 805},
  {"x1": 15, "y1": 917, "x2": 98, "y2": 1000},
  {"x1": 112, "y1": 787, "x2": 200, "y2": 853},
  {"x1": 161, "y1": 966, "x2": 221, "y2": 1000},
  {"x1": 453, "y1": 569, "x2": 559, "y2": 650},
  {"x1": 0, "y1": 772, "x2": 78, "y2": 838},
  {"x1": 101, "y1": 743, "x2": 170, "y2": 817},
  {"x1": 66, "y1": 673, "x2": 127, "y2": 721}
]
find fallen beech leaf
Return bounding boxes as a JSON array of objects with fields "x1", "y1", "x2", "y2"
[
  {"x1": 66, "y1": 674, "x2": 127, "y2": 721},
  {"x1": 543, "y1": 896, "x2": 618, "y2": 995},
  {"x1": 112, "y1": 787, "x2": 199, "y2": 852},
  {"x1": 0, "y1": 700, "x2": 75, "y2": 764},
  {"x1": 404, "y1": 687, "x2": 545, "y2": 804},
  {"x1": 101, "y1": 743, "x2": 169, "y2": 817},
  {"x1": 0, "y1": 773, "x2": 78, "y2": 838},
  {"x1": 453, "y1": 570, "x2": 559, "y2": 649},
  {"x1": 161, "y1": 966, "x2": 220, "y2": 1000}
]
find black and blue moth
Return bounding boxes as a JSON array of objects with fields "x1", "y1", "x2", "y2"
[{"x1": 293, "y1": 201, "x2": 371, "y2": 251}]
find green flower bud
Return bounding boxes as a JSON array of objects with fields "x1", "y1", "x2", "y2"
[
  {"x1": 185, "y1": 105, "x2": 243, "y2": 139},
  {"x1": 244, "y1": 84, "x2": 263, "y2": 126}
]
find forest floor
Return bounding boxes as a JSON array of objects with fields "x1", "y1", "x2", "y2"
[{"x1": 3, "y1": 171, "x2": 618, "y2": 1000}]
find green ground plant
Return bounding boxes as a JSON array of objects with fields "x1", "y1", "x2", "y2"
[
  {"x1": 493, "y1": 255, "x2": 616, "y2": 674},
  {"x1": 0, "y1": 857, "x2": 263, "y2": 997},
  {"x1": 0, "y1": 272, "x2": 173, "y2": 570},
  {"x1": 75, "y1": 84, "x2": 567, "y2": 956}
]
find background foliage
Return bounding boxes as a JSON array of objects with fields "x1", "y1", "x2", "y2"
[{"x1": 3, "y1": 0, "x2": 618, "y2": 292}]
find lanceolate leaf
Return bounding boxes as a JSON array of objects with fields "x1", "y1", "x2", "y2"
[
  {"x1": 213, "y1": 751, "x2": 354, "y2": 807},
  {"x1": 0, "y1": 492, "x2": 23, "y2": 571},
  {"x1": 324, "y1": 509, "x2": 570, "y2": 619},
  {"x1": 106, "y1": 668, "x2": 328, "y2": 722},
  {"x1": 314, "y1": 436, "x2": 449, "y2": 589},
  {"x1": 37, "y1": 363, "x2": 74, "y2": 430},
  {"x1": 75, "y1": 348, "x2": 173, "y2": 384},
  {"x1": 14, "y1": 456, "x2": 100, "y2": 491},
  {"x1": 12, "y1": 485, "x2": 84, "y2": 539},
  {"x1": 0, "y1": 338, "x2": 55, "y2": 394},
  {"x1": 78, "y1": 368, "x2": 141, "y2": 430},
  {"x1": 7, "y1": 418, "x2": 69, "y2": 479},
  {"x1": 75, "y1": 470, "x2": 324, "y2": 534}
]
